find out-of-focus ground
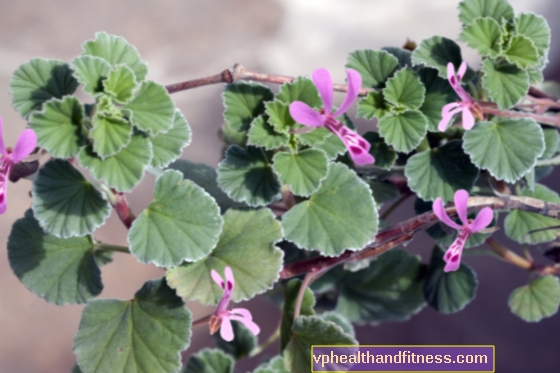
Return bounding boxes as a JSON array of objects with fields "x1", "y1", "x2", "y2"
[{"x1": 0, "y1": 0, "x2": 559, "y2": 372}]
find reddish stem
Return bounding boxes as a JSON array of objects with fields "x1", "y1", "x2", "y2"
[{"x1": 111, "y1": 191, "x2": 136, "y2": 229}]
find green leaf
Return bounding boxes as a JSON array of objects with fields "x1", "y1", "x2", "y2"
[
  {"x1": 167, "y1": 159, "x2": 244, "y2": 213},
  {"x1": 103, "y1": 65, "x2": 137, "y2": 104},
  {"x1": 319, "y1": 312, "x2": 355, "y2": 338},
  {"x1": 284, "y1": 316, "x2": 357, "y2": 373},
  {"x1": 417, "y1": 68, "x2": 456, "y2": 132},
  {"x1": 382, "y1": 47, "x2": 413, "y2": 68},
  {"x1": 462, "y1": 118, "x2": 544, "y2": 183},
  {"x1": 74, "y1": 278, "x2": 192, "y2": 373},
  {"x1": 10, "y1": 58, "x2": 79, "y2": 119},
  {"x1": 460, "y1": 17, "x2": 502, "y2": 57},
  {"x1": 149, "y1": 110, "x2": 192, "y2": 168},
  {"x1": 8, "y1": 210, "x2": 102, "y2": 305},
  {"x1": 411, "y1": 36, "x2": 467, "y2": 79},
  {"x1": 299, "y1": 128, "x2": 348, "y2": 160},
  {"x1": 509, "y1": 275, "x2": 560, "y2": 322},
  {"x1": 333, "y1": 250, "x2": 426, "y2": 324},
  {"x1": 166, "y1": 208, "x2": 283, "y2": 304},
  {"x1": 69, "y1": 56, "x2": 111, "y2": 96},
  {"x1": 253, "y1": 356, "x2": 289, "y2": 373},
  {"x1": 247, "y1": 115, "x2": 290, "y2": 150},
  {"x1": 515, "y1": 13, "x2": 551, "y2": 61},
  {"x1": 281, "y1": 279, "x2": 316, "y2": 351},
  {"x1": 123, "y1": 81, "x2": 175, "y2": 135},
  {"x1": 357, "y1": 91, "x2": 389, "y2": 120},
  {"x1": 362, "y1": 131, "x2": 396, "y2": 169},
  {"x1": 272, "y1": 149, "x2": 328, "y2": 197},
  {"x1": 481, "y1": 59, "x2": 529, "y2": 109},
  {"x1": 504, "y1": 184, "x2": 560, "y2": 244},
  {"x1": 129, "y1": 170, "x2": 223, "y2": 267},
  {"x1": 383, "y1": 68, "x2": 425, "y2": 110},
  {"x1": 214, "y1": 323, "x2": 257, "y2": 359},
  {"x1": 540, "y1": 128, "x2": 559, "y2": 160},
  {"x1": 223, "y1": 82, "x2": 274, "y2": 132},
  {"x1": 217, "y1": 145, "x2": 280, "y2": 207},
  {"x1": 423, "y1": 246, "x2": 478, "y2": 314},
  {"x1": 368, "y1": 180, "x2": 399, "y2": 206},
  {"x1": 528, "y1": 70, "x2": 544, "y2": 85},
  {"x1": 282, "y1": 162, "x2": 378, "y2": 256},
  {"x1": 276, "y1": 77, "x2": 322, "y2": 108},
  {"x1": 405, "y1": 140, "x2": 479, "y2": 202},
  {"x1": 31, "y1": 159, "x2": 111, "y2": 238},
  {"x1": 503, "y1": 35, "x2": 540, "y2": 69},
  {"x1": 377, "y1": 110, "x2": 428, "y2": 153},
  {"x1": 182, "y1": 349, "x2": 234, "y2": 373},
  {"x1": 82, "y1": 32, "x2": 148, "y2": 81},
  {"x1": 458, "y1": 0, "x2": 514, "y2": 25},
  {"x1": 90, "y1": 112, "x2": 132, "y2": 159},
  {"x1": 78, "y1": 134, "x2": 152, "y2": 192},
  {"x1": 346, "y1": 49, "x2": 399, "y2": 88},
  {"x1": 265, "y1": 100, "x2": 297, "y2": 134},
  {"x1": 28, "y1": 96, "x2": 85, "y2": 158}
]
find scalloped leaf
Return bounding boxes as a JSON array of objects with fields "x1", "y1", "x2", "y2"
[
  {"x1": 458, "y1": 0, "x2": 514, "y2": 25},
  {"x1": 382, "y1": 47, "x2": 412, "y2": 68},
  {"x1": 460, "y1": 17, "x2": 502, "y2": 57},
  {"x1": 462, "y1": 118, "x2": 544, "y2": 183},
  {"x1": 423, "y1": 246, "x2": 478, "y2": 314},
  {"x1": 8, "y1": 210, "x2": 102, "y2": 305},
  {"x1": 223, "y1": 82, "x2": 273, "y2": 132},
  {"x1": 69, "y1": 56, "x2": 111, "y2": 97},
  {"x1": 481, "y1": 59, "x2": 529, "y2": 109},
  {"x1": 128, "y1": 170, "x2": 223, "y2": 267},
  {"x1": 357, "y1": 91, "x2": 389, "y2": 120},
  {"x1": 78, "y1": 134, "x2": 152, "y2": 192},
  {"x1": 362, "y1": 131, "x2": 396, "y2": 169},
  {"x1": 281, "y1": 162, "x2": 377, "y2": 256},
  {"x1": 509, "y1": 275, "x2": 560, "y2": 322},
  {"x1": 411, "y1": 36, "x2": 467, "y2": 79},
  {"x1": 515, "y1": 13, "x2": 551, "y2": 63},
  {"x1": 276, "y1": 77, "x2": 322, "y2": 108},
  {"x1": 253, "y1": 356, "x2": 289, "y2": 373},
  {"x1": 503, "y1": 35, "x2": 540, "y2": 69},
  {"x1": 74, "y1": 278, "x2": 191, "y2": 373},
  {"x1": 28, "y1": 96, "x2": 85, "y2": 158},
  {"x1": 377, "y1": 110, "x2": 428, "y2": 153},
  {"x1": 265, "y1": 100, "x2": 297, "y2": 134},
  {"x1": 319, "y1": 312, "x2": 355, "y2": 338},
  {"x1": 182, "y1": 349, "x2": 234, "y2": 373},
  {"x1": 418, "y1": 68, "x2": 456, "y2": 131},
  {"x1": 281, "y1": 279, "x2": 316, "y2": 351},
  {"x1": 90, "y1": 112, "x2": 132, "y2": 159},
  {"x1": 248, "y1": 115, "x2": 290, "y2": 150},
  {"x1": 346, "y1": 49, "x2": 399, "y2": 88},
  {"x1": 82, "y1": 32, "x2": 148, "y2": 81},
  {"x1": 540, "y1": 128, "x2": 559, "y2": 160},
  {"x1": 166, "y1": 208, "x2": 283, "y2": 305},
  {"x1": 103, "y1": 65, "x2": 137, "y2": 104},
  {"x1": 272, "y1": 149, "x2": 328, "y2": 197},
  {"x1": 284, "y1": 316, "x2": 357, "y2": 373},
  {"x1": 31, "y1": 159, "x2": 111, "y2": 238},
  {"x1": 10, "y1": 58, "x2": 79, "y2": 119},
  {"x1": 383, "y1": 68, "x2": 425, "y2": 110},
  {"x1": 405, "y1": 140, "x2": 479, "y2": 202},
  {"x1": 504, "y1": 184, "x2": 560, "y2": 244},
  {"x1": 149, "y1": 110, "x2": 192, "y2": 168},
  {"x1": 123, "y1": 81, "x2": 175, "y2": 135},
  {"x1": 217, "y1": 145, "x2": 280, "y2": 207}
]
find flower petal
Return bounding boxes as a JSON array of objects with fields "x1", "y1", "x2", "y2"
[
  {"x1": 0, "y1": 180, "x2": 7, "y2": 215},
  {"x1": 433, "y1": 197, "x2": 463, "y2": 230},
  {"x1": 333, "y1": 69, "x2": 362, "y2": 117},
  {"x1": 454, "y1": 189, "x2": 470, "y2": 226},
  {"x1": 438, "y1": 103, "x2": 462, "y2": 132},
  {"x1": 220, "y1": 316, "x2": 234, "y2": 342},
  {"x1": 224, "y1": 266, "x2": 234, "y2": 291},
  {"x1": 289, "y1": 101, "x2": 324, "y2": 127},
  {"x1": 230, "y1": 308, "x2": 253, "y2": 320},
  {"x1": 457, "y1": 61, "x2": 467, "y2": 81},
  {"x1": 0, "y1": 116, "x2": 6, "y2": 156},
  {"x1": 446, "y1": 62, "x2": 456, "y2": 84},
  {"x1": 443, "y1": 229, "x2": 470, "y2": 272},
  {"x1": 211, "y1": 269, "x2": 225, "y2": 289},
  {"x1": 461, "y1": 107, "x2": 475, "y2": 130},
  {"x1": 470, "y1": 207, "x2": 494, "y2": 233},
  {"x1": 312, "y1": 68, "x2": 333, "y2": 113},
  {"x1": 229, "y1": 315, "x2": 261, "y2": 336},
  {"x1": 11, "y1": 129, "x2": 37, "y2": 163}
]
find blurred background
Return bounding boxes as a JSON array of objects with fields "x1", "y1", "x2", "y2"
[{"x1": 1, "y1": 0, "x2": 560, "y2": 372}]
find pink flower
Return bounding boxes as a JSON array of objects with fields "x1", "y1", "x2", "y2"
[
  {"x1": 209, "y1": 266, "x2": 260, "y2": 342},
  {"x1": 438, "y1": 62, "x2": 483, "y2": 132},
  {"x1": 289, "y1": 68, "x2": 374, "y2": 166},
  {"x1": 432, "y1": 190, "x2": 493, "y2": 272},
  {"x1": 0, "y1": 116, "x2": 37, "y2": 214}
]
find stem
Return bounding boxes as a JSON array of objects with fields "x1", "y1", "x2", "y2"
[
  {"x1": 192, "y1": 314, "x2": 213, "y2": 327},
  {"x1": 380, "y1": 192, "x2": 412, "y2": 220},
  {"x1": 281, "y1": 185, "x2": 296, "y2": 210},
  {"x1": 293, "y1": 271, "x2": 315, "y2": 320},
  {"x1": 95, "y1": 244, "x2": 130, "y2": 254},
  {"x1": 249, "y1": 325, "x2": 281, "y2": 358},
  {"x1": 480, "y1": 106, "x2": 560, "y2": 127},
  {"x1": 166, "y1": 69, "x2": 234, "y2": 93},
  {"x1": 485, "y1": 237, "x2": 534, "y2": 271}
]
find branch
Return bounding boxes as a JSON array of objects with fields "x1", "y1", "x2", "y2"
[{"x1": 480, "y1": 106, "x2": 560, "y2": 127}]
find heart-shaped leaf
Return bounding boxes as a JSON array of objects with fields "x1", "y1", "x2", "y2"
[
  {"x1": 123, "y1": 81, "x2": 175, "y2": 135},
  {"x1": 149, "y1": 110, "x2": 192, "y2": 168},
  {"x1": 346, "y1": 49, "x2": 399, "y2": 88},
  {"x1": 509, "y1": 275, "x2": 560, "y2": 322},
  {"x1": 383, "y1": 68, "x2": 425, "y2": 110},
  {"x1": 272, "y1": 149, "x2": 328, "y2": 197},
  {"x1": 377, "y1": 110, "x2": 428, "y2": 153}
]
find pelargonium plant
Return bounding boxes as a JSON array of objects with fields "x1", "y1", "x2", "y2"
[{"x1": 3, "y1": 0, "x2": 560, "y2": 372}]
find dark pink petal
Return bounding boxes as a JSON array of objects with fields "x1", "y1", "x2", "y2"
[
  {"x1": 0, "y1": 116, "x2": 6, "y2": 156},
  {"x1": 11, "y1": 129, "x2": 37, "y2": 163},
  {"x1": 443, "y1": 229, "x2": 470, "y2": 272},
  {"x1": 432, "y1": 198, "x2": 463, "y2": 230},
  {"x1": 211, "y1": 269, "x2": 225, "y2": 289},
  {"x1": 229, "y1": 314, "x2": 261, "y2": 336},
  {"x1": 312, "y1": 68, "x2": 333, "y2": 113},
  {"x1": 470, "y1": 207, "x2": 494, "y2": 233},
  {"x1": 457, "y1": 61, "x2": 467, "y2": 81},
  {"x1": 335, "y1": 128, "x2": 374, "y2": 165},
  {"x1": 220, "y1": 316, "x2": 234, "y2": 342},
  {"x1": 438, "y1": 103, "x2": 462, "y2": 132},
  {"x1": 230, "y1": 308, "x2": 253, "y2": 320},
  {"x1": 454, "y1": 189, "x2": 469, "y2": 226},
  {"x1": 224, "y1": 266, "x2": 235, "y2": 291},
  {"x1": 289, "y1": 101, "x2": 324, "y2": 127},
  {"x1": 461, "y1": 107, "x2": 475, "y2": 130},
  {"x1": 446, "y1": 62, "x2": 456, "y2": 85},
  {"x1": 0, "y1": 183, "x2": 6, "y2": 215},
  {"x1": 333, "y1": 69, "x2": 362, "y2": 117}
]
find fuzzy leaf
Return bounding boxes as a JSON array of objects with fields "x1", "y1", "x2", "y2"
[
  {"x1": 503, "y1": 35, "x2": 540, "y2": 69},
  {"x1": 90, "y1": 112, "x2": 132, "y2": 158},
  {"x1": 276, "y1": 77, "x2": 322, "y2": 107},
  {"x1": 123, "y1": 81, "x2": 175, "y2": 135},
  {"x1": 265, "y1": 100, "x2": 297, "y2": 134},
  {"x1": 223, "y1": 82, "x2": 273, "y2": 132},
  {"x1": 346, "y1": 49, "x2": 399, "y2": 88},
  {"x1": 509, "y1": 275, "x2": 560, "y2": 322},
  {"x1": 377, "y1": 110, "x2": 428, "y2": 153},
  {"x1": 69, "y1": 56, "x2": 112, "y2": 96},
  {"x1": 515, "y1": 13, "x2": 551, "y2": 63},
  {"x1": 182, "y1": 349, "x2": 234, "y2": 373},
  {"x1": 540, "y1": 128, "x2": 559, "y2": 160},
  {"x1": 103, "y1": 65, "x2": 137, "y2": 104},
  {"x1": 247, "y1": 115, "x2": 290, "y2": 150},
  {"x1": 411, "y1": 36, "x2": 467, "y2": 79},
  {"x1": 458, "y1": 0, "x2": 514, "y2": 25},
  {"x1": 149, "y1": 110, "x2": 192, "y2": 168},
  {"x1": 383, "y1": 68, "x2": 425, "y2": 110},
  {"x1": 357, "y1": 91, "x2": 389, "y2": 120},
  {"x1": 418, "y1": 68, "x2": 456, "y2": 131},
  {"x1": 460, "y1": 17, "x2": 502, "y2": 57},
  {"x1": 362, "y1": 131, "x2": 396, "y2": 169},
  {"x1": 481, "y1": 59, "x2": 529, "y2": 109},
  {"x1": 272, "y1": 149, "x2": 328, "y2": 197},
  {"x1": 214, "y1": 323, "x2": 257, "y2": 360},
  {"x1": 281, "y1": 279, "x2": 316, "y2": 351}
]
